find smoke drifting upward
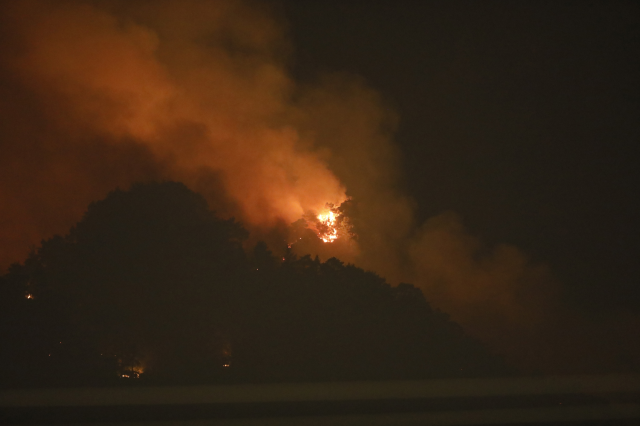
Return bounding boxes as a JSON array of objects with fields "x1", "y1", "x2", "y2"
[
  {"x1": 0, "y1": 0, "x2": 637, "y2": 374},
  {"x1": 0, "y1": 0, "x2": 347, "y2": 266}
]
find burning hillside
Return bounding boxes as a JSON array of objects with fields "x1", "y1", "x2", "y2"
[
  {"x1": 0, "y1": 182, "x2": 510, "y2": 386},
  {"x1": 317, "y1": 211, "x2": 338, "y2": 243}
]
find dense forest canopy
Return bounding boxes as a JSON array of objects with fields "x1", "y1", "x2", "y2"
[{"x1": 0, "y1": 182, "x2": 508, "y2": 387}]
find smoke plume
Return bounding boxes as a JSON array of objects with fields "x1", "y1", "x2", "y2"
[
  {"x1": 0, "y1": 0, "x2": 347, "y2": 262},
  {"x1": 0, "y1": 0, "x2": 637, "y2": 374}
]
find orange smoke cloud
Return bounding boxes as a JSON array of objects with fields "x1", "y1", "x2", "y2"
[
  {"x1": 0, "y1": 0, "x2": 347, "y2": 270},
  {"x1": 1, "y1": 0, "x2": 637, "y2": 375}
]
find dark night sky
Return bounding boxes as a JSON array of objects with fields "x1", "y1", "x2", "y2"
[{"x1": 282, "y1": 0, "x2": 640, "y2": 313}]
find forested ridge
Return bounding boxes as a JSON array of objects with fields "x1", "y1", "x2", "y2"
[{"x1": 0, "y1": 182, "x2": 509, "y2": 387}]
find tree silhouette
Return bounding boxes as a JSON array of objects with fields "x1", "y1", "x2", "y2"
[
  {"x1": 1, "y1": 182, "x2": 248, "y2": 385},
  {"x1": 0, "y1": 181, "x2": 510, "y2": 387}
]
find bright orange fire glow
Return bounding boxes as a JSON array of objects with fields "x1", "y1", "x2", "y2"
[
  {"x1": 121, "y1": 365, "x2": 144, "y2": 379},
  {"x1": 118, "y1": 359, "x2": 144, "y2": 379},
  {"x1": 317, "y1": 211, "x2": 339, "y2": 243}
]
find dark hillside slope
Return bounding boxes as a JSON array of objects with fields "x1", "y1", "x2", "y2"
[{"x1": 0, "y1": 182, "x2": 509, "y2": 387}]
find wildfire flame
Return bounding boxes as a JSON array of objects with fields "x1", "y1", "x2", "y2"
[
  {"x1": 317, "y1": 211, "x2": 339, "y2": 243},
  {"x1": 121, "y1": 365, "x2": 144, "y2": 379}
]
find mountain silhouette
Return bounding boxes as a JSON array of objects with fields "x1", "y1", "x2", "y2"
[{"x1": 0, "y1": 182, "x2": 509, "y2": 387}]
